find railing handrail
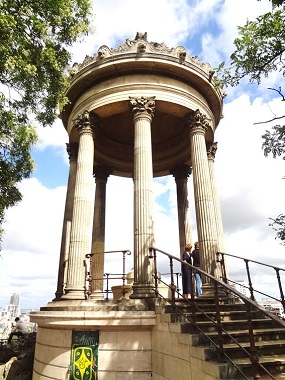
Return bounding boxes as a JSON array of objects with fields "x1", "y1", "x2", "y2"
[
  {"x1": 150, "y1": 246, "x2": 285, "y2": 379},
  {"x1": 150, "y1": 246, "x2": 285, "y2": 327},
  {"x1": 217, "y1": 250, "x2": 285, "y2": 315},
  {"x1": 217, "y1": 251, "x2": 285, "y2": 272}
]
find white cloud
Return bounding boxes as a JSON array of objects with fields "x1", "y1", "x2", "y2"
[
  {"x1": 1, "y1": 178, "x2": 66, "y2": 308},
  {"x1": 35, "y1": 119, "x2": 68, "y2": 150}
]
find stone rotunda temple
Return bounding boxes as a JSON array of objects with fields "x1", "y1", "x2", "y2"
[{"x1": 30, "y1": 33, "x2": 226, "y2": 380}]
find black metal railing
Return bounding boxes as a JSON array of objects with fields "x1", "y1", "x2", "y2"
[
  {"x1": 217, "y1": 251, "x2": 285, "y2": 315},
  {"x1": 85, "y1": 250, "x2": 132, "y2": 299},
  {"x1": 149, "y1": 246, "x2": 285, "y2": 380}
]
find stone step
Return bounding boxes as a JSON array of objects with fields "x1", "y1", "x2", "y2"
[
  {"x1": 181, "y1": 318, "x2": 278, "y2": 334},
  {"x1": 215, "y1": 355, "x2": 285, "y2": 379},
  {"x1": 164, "y1": 300, "x2": 246, "y2": 313},
  {"x1": 163, "y1": 297, "x2": 285, "y2": 379},
  {"x1": 162, "y1": 309, "x2": 264, "y2": 323},
  {"x1": 204, "y1": 339, "x2": 285, "y2": 360},
  {"x1": 196, "y1": 327, "x2": 285, "y2": 345}
]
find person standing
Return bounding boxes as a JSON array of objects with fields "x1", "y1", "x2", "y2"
[
  {"x1": 182, "y1": 244, "x2": 192, "y2": 299},
  {"x1": 191, "y1": 241, "x2": 202, "y2": 297},
  {"x1": 7, "y1": 317, "x2": 27, "y2": 343}
]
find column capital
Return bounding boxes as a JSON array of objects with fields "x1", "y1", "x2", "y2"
[
  {"x1": 66, "y1": 143, "x2": 79, "y2": 161},
  {"x1": 171, "y1": 164, "x2": 192, "y2": 182},
  {"x1": 207, "y1": 142, "x2": 218, "y2": 161},
  {"x1": 73, "y1": 110, "x2": 97, "y2": 135},
  {"x1": 185, "y1": 109, "x2": 210, "y2": 136},
  {"x1": 129, "y1": 96, "x2": 156, "y2": 118},
  {"x1": 93, "y1": 165, "x2": 112, "y2": 182}
]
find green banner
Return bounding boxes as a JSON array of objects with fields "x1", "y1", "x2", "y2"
[{"x1": 70, "y1": 330, "x2": 99, "y2": 380}]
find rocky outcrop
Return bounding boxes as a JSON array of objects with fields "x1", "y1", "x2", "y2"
[{"x1": 0, "y1": 333, "x2": 36, "y2": 380}]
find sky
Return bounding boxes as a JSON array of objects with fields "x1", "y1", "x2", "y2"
[{"x1": 1, "y1": 0, "x2": 285, "y2": 310}]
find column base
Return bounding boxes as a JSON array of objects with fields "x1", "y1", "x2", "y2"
[
  {"x1": 129, "y1": 283, "x2": 156, "y2": 299},
  {"x1": 61, "y1": 287, "x2": 86, "y2": 300},
  {"x1": 89, "y1": 290, "x2": 105, "y2": 301}
]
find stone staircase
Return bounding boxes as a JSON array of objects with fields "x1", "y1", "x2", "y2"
[{"x1": 160, "y1": 297, "x2": 285, "y2": 379}]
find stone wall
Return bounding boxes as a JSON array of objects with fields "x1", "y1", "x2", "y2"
[{"x1": 151, "y1": 306, "x2": 220, "y2": 380}]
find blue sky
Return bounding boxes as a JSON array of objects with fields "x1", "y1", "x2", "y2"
[{"x1": 1, "y1": 0, "x2": 285, "y2": 310}]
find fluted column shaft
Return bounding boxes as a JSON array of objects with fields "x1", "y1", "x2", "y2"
[
  {"x1": 172, "y1": 165, "x2": 192, "y2": 258},
  {"x1": 187, "y1": 110, "x2": 218, "y2": 283},
  {"x1": 129, "y1": 96, "x2": 156, "y2": 299},
  {"x1": 207, "y1": 142, "x2": 228, "y2": 279},
  {"x1": 63, "y1": 111, "x2": 95, "y2": 300},
  {"x1": 54, "y1": 143, "x2": 78, "y2": 300},
  {"x1": 90, "y1": 166, "x2": 110, "y2": 300}
]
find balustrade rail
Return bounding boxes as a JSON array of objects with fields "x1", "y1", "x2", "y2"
[
  {"x1": 217, "y1": 251, "x2": 285, "y2": 316},
  {"x1": 149, "y1": 246, "x2": 285, "y2": 380},
  {"x1": 85, "y1": 250, "x2": 132, "y2": 299}
]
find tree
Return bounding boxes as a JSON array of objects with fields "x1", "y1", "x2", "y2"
[
  {"x1": 0, "y1": 0, "x2": 92, "y2": 247},
  {"x1": 219, "y1": 1, "x2": 285, "y2": 244}
]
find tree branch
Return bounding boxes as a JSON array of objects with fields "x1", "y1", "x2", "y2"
[{"x1": 254, "y1": 115, "x2": 285, "y2": 125}]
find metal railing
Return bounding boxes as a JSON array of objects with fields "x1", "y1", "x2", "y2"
[
  {"x1": 149, "y1": 246, "x2": 285, "y2": 380},
  {"x1": 85, "y1": 249, "x2": 132, "y2": 299},
  {"x1": 217, "y1": 251, "x2": 285, "y2": 315}
]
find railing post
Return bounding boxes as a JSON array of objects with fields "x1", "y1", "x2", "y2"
[
  {"x1": 149, "y1": 248, "x2": 159, "y2": 297},
  {"x1": 169, "y1": 257, "x2": 175, "y2": 308},
  {"x1": 275, "y1": 268, "x2": 285, "y2": 314},
  {"x1": 214, "y1": 281, "x2": 224, "y2": 361},
  {"x1": 105, "y1": 273, "x2": 110, "y2": 300},
  {"x1": 246, "y1": 303, "x2": 260, "y2": 379},
  {"x1": 244, "y1": 259, "x2": 255, "y2": 301},
  {"x1": 121, "y1": 250, "x2": 131, "y2": 298},
  {"x1": 85, "y1": 253, "x2": 92, "y2": 298},
  {"x1": 175, "y1": 273, "x2": 181, "y2": 296},
  {"x1": 217, "y1": 252, "x2": 228, "y2": 283}
]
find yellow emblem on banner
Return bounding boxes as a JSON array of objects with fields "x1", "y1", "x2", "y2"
[{"x1": 72, "y1": 346, "x2": 93, "y2": 380}]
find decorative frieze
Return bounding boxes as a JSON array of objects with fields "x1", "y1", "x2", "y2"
[{"x1": 70, "y1": 33, "x2": 214, "y2": 78}]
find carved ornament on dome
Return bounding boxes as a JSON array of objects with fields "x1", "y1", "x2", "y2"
[{"x1": 70, "y1": 33, "x2": 215, "y2": 78}]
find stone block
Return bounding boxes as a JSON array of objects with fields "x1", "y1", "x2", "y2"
[{"x1": 99, "y1": 350, "x2": 151, "y2": 372}]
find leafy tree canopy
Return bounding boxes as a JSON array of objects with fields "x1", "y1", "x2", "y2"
[
  {"x1": 0, "y1": 0, "x2": 92, "y2": 247},
  {"x1": 219, "y1": 0, "x2": 285, "y2": 244}
]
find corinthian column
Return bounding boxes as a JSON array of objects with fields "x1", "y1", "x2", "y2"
[
  {"x1": 129, "y1": 96, "x2": 156, "y2": 299},
  {"x1": 90, "y1": 166, "x2": 111, "y2": 300},
  {"x1": 54, "y1": 143, "x2": 78, "y2": 300},
  {"x1": 207, "y1": 142, "x2": 228, "y2": 279},
  {"x1": 186, "y1": 109, "x2": 218, "y2": 285},
  {"x1": 171, "y1": 165, "x2": 192, "y2": 258},
  {"x1": 63, "y1": 111, "x2": 95, "y2": 300}
]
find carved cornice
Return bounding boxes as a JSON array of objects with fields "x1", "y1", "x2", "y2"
[
  {"x1": 207, "y1": 142, "x2": 218, "y2": 161},
  {"x1": 73, "y1": 110, "x2": 98, "y2": 135},
  {"x1": 93, "y1": 166, "x2": 112, "y2": 182},
  {"x1": 129, "y1": 96, "x2": 156, "y2": 118},
  {"x1": 69, "y1": 32, "x2": 214, "y2": 79},
  {"x1": 185, "y1": 109, "x2": 210, "y2": 135},
  {"x1": 66, "y1": 143, "x2": 79, "y2": 161},
  {"x1": 171, "y1": 164, "x2": 192, "y2": 182}
]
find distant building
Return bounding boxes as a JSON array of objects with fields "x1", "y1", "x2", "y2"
[
  {"x1": 230, "y1": 280, "x2": 249, "y2": 298},
  {"x1": 5, "y1": 293, "x2": 20, "y2": 321},
  {"x1": 259, "y1": 298, "x2": 285, "y2": 319},
  {"x1": 10, "y1": 293, "x2": 19, "y2": 306}
]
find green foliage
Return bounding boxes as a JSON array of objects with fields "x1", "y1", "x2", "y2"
[
  {"x1": 0, "y1": 0, "x2": 92, "y2": 247},
  {"x1": 220, "y1": 5, "x2": 285, "y2": 87},
  {"x1": 221, "y1": 2, "x2": 285, "y2": 245},
  {"x1": 262, "y1": 125, "x2": 285, "y2": 159}
]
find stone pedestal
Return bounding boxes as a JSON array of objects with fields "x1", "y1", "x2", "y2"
[{"x1": 31, "y1": 300, "x2": 156, "y2": 380}]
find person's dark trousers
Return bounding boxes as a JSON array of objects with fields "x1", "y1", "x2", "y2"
[{"x1": 7, "y1": 331, "x2": 23, "y2": 343}]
